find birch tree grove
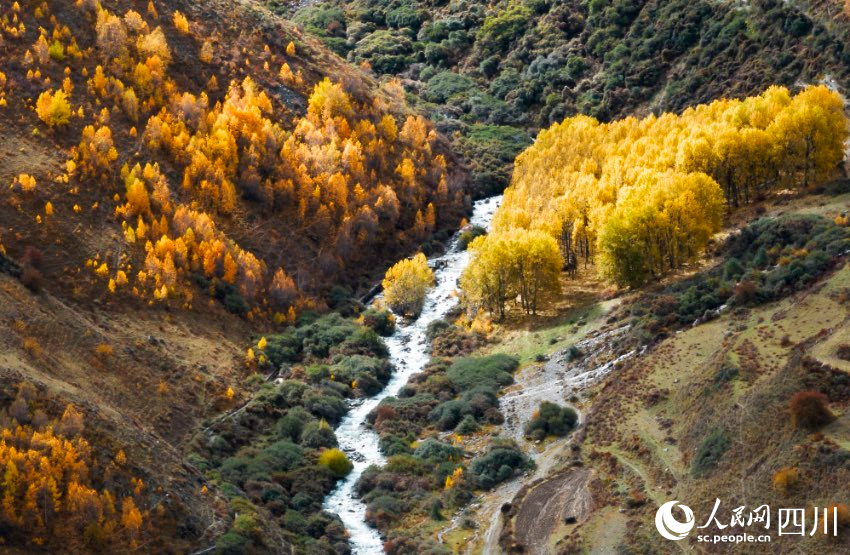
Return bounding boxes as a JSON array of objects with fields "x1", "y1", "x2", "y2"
[{"x1": 462, "y1": 85, "x2": 847, "y2": 304}]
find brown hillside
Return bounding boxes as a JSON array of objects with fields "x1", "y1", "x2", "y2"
[{"x1": 0, "y1": 0, "x2": 470, "y2": 552}]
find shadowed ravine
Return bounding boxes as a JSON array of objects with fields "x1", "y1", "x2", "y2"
[{"x1": 322, "y1": 196, "x2": 503, "y2": 554}]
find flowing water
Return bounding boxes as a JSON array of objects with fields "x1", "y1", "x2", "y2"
[{"x1": 322, "y1": 196, "x2": 502, "y2": 554}]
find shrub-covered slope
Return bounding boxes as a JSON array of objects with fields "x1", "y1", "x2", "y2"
[
  {"x1": 0, "y1": 0, "x2": 470, "y2": 552},
  {"x1": 285, "y1": 0, "x2": 850, "y2": 195},
  {"x1": 563, "y1": 211, "x2": 850, "y2": 552}
]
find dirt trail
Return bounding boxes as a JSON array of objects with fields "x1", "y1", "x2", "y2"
[
  {"x1": 444, "y1": 324, "x2": 633, "y2": 554},
  {"x1": 515, "y1": 468, "x2": 592, "y2": 555}
]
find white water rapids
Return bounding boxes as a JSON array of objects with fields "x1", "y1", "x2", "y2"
[{"x1": 322, "y1": 196, "x2": 502, "y2": 554}]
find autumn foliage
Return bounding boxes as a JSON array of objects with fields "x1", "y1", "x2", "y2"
[
  {"x1": 382, "y1": 253, "x2": 435, "y2": 317},
  {"x1": 1, "y1": 1, "x2": 464, "y2": 320},
  {"x1": 35, "y1": 89, "x2": 71, "y2": 127},
  {"x1": 772, "y1": 467, "x2": 799, "y2": 494},
  {"x1": 0, "y1": 389, "x2": 145, "y2": 550},
  {"x1": 317, "y1": 448, "x2": 352, "y2": 478},
  {"x1": 789, "y1": 390, "x2": 835, "y2": 430},
  {"x1": 473, "y1": 85, "x2": 847, "y2": 291},
  {"x1": 460, "y1": 228, "x2": 561, "y2": 319}
]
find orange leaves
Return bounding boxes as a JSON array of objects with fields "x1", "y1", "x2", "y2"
[
  {"x1": 0, "y1": 398, "x2": 144, "y2": 548},
  {"x1": 307, "y1": 78, "x2": 354, "y2": 122},
  {"x1": 222, "y1": 253, "x2": 237, "y2": 284},
  {"x1": 12, "y1": 174, "x2": 37, "y2": 192},
  {"x1": 488, "y1": 85, "x2": 846, "y2": 290},
  {"x1": 124, "y1": 177, "x2": 150, "y2": 219},
  {"x1": 378, "y1": 114, "x2": 398, "y2": 143},
  {"x1": 382, "y1": 253, "x2": 435, "y2": 317},
  {"x1": 200, "y1": 40, "x2": 214, "y2": 64},
  {"x1": 444, "y1": 466, "x2": 463, "y2": 490},
  {"x1": 35, "y1": 89, "x2": 71, "y2": 127},
  {"x1": 172, "y1": 10, "x2": 189, "y2": 35},
  {"x1": 461, "y1": 228, "x2": 562, "y2": 318},
  {"x1": 772, "y1": 467, "x2": 799, "y2": 495},
  {"x1": 789, "y1": 390, "x2": 835, "y2": 430},
  {"x1": 270, "y1": 268, "x2": 298, "y2": 310},
  {"x1": 76, "y1": 124, "x2": 118, "y2": 179},
  {"x1": 34, "y1": 2, "x2": 460, "y2": 316},
  {"x1": 395, "y1": 158, "x2": 416, "y2": 186},
  {"x1": 136, "y1": 27, "x2": 171, "y2": 67},
  {"x1": 278, "y1": 62, "x2": 294, "y2": 83},
  {"x1": 121, "y1": 497, "x2": 142, "y2": 547}
]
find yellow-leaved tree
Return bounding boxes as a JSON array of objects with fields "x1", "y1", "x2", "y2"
[
  {"x1": 382, "y1": 253, "x2": 435, "y2": 317},
  {"x1": 596, "y1": 170, "x2": 724, "y2": 287},
  {"x1": 35, "y1": 90, "x2": 71, "y2": 127},
  {"x1": 463, "y1": 84, "x2": 847, "y2": 305},
  {"x1": 460, "y1": 228, "x2": 562, "y2": 319}
]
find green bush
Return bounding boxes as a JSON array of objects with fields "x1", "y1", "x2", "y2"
[
  {"x1": 446, "y1": 354, "x2": 518, "y2": 391},
  {"x1": 293, "y1": 6, "x2": 347, "y2": 42},
  {"x1": 428, "y1": 386, "x2": 499, "y2": 430},
  {"x1": 386, "y1": 5, "x2": 423, "y2": 30},
  {"x1": 428, "y1": 399, "x2": 468, "y2": 430},
  {"x1": 304, "y1": 392, "x2": 347, "y2": 424},
  {"x1": 333, "y1": 355, "x2": 391, "y2": 386},
  {"x1": 353, "y1": 30, "x2": 414, "y2": 73},
  {"x1": 334, "y1": 327, "x2": 389, "y2": 358},
  {"x1": 459, "y1": 124, "x2": 532, "y2": 195},
  {"x1": 470, "y1": 440, "x2": 533, "y2": 489},
  {"x1": 476, "y1": 4, "x2": 533, "y2": 54},
  {"x1": 265, "y1": 440, "x2": 306, "y2": 468},
  {"x1": 300, "y1": 420, "x2": 338, "y2": 449},
  {"x1": 360, "y1": 308, "x2": 396, "y2": 336},
  {"x1": 197, "y1": 309, "x2": 388, "y2": 552},
  {"x1": 692, "y1": 428, "x2": 729, "y2": 476},
  {"x1": 455, "y1": 414, "x2": 479, "y2": 435},
  {"x1": 385, "y1": 454, "x2": 430, "y2": 474},
  {"x1": 632, "y1": 215, "x2": 850, "y2": 342},
  {"x1": 426, "y1": 71, "x2": 476, "y2": 103},
  {"x1": 427, "y1": 320, "x2": 479, "y2": 357},
  {"x1": 379, "y1": 435, "x2": 414, "y2": 456},
  {"x1": 713, "y1": 365, "x2": 739, "y2": 384},
  {"x1": 263, "y1": 332, "x2": 303, "y2": 367},
  {"x1": 215, "y1": 532, "x2": 249, "y2": 555},
  {"x1": 429, "y1": 498, "x2": 444, "y2": 520},
  {"x1": 723, "y1": 258, "x2": 744, "y2": 281},
  {"x1": 414, "y1": 438, "x2": 462, "y2": 463},
  {"x1": 203, "y1": 278, "x2": 249, "y2": 315},
  {"x1": 426, "y1": 319, "x2": 452, "y2": 340},
  {"x1": 300, "y1": 314, "x2": 359, "y2": 359},
  {"x1": 283, "y1": 509, "x2": 308, "y2": 534},
  {"x1": 231, "y1": 513, "x2": 260, "y2": 537},
  {"x1": 306, "y1": 364, "x2": 332, "y2": 384},
  {"x1": 366, "y1": 495, "x2": 407, "y2": 527},
  {"x1": 276, "y1": 380, "x2": 309, "y2": 407},
  {"x1": 220, "y1": 441, "x2": 304, "y2": 485},
  {"x1": 524, "y1": 402, "x2": 577, "y2": 441}
]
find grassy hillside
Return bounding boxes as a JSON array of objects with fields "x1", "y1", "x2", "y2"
[
  {"x1": 494, "y1": 194, "x2": 850, "y2": 553},
  {"x1": 285, "y1": 0, "x2": 850, "y2": 195}
]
